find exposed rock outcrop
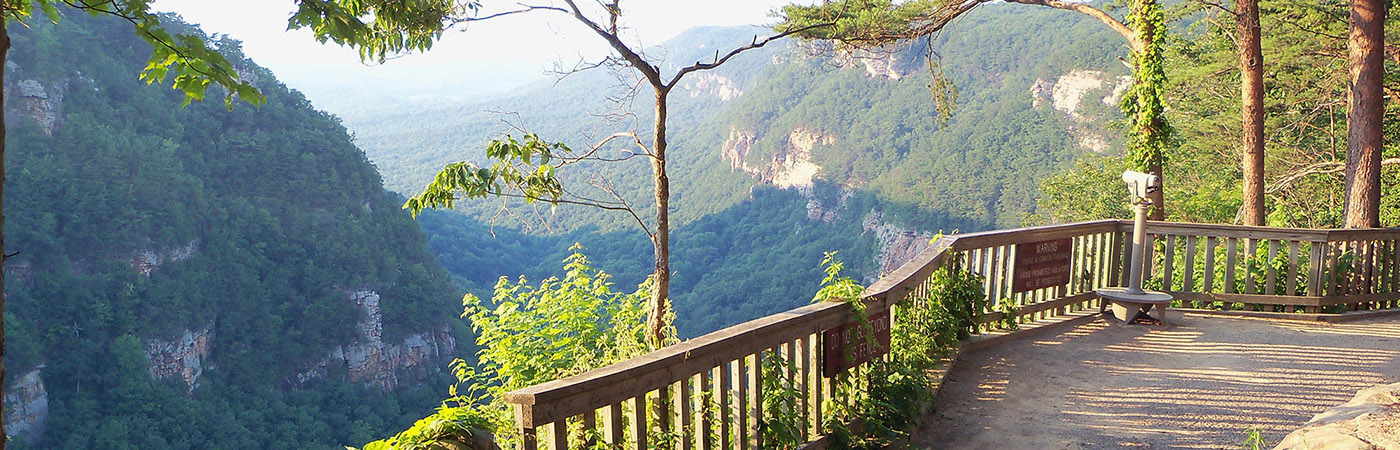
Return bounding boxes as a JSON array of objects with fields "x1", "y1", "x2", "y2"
[
  {"x1": 6, "y1": 259, "x2": 35, "y2": 286},
  {"x1": 721, "y1": 128, "x2": 756, "y2": 171},
  {"x1": 683, "y1": 73, "x2": 741, "y2": 101},
  {"x1": 862, "y1": 210, "x2": 936, "y2": 282},
  {"x1": 833, "y1": 47, "x2": 915, "y2": 80},
  {"x1": 1029, "y1": 70, "x2": 1131, "y2": 153},
  {"x1": 130, "y1": 239, "x2": 200, "y2": 276},
  {"x1": 1275, "y1": 382, "x2": 1400, "y2": 450},
  {"x1": 4, "y1": 366, "x2": 49, "y2": 441},
  {"x1": 145, "y1": 328, "x2": 213, "y2": 392},
  {"x1": 807, "y1": 187, "x2": 853, "y2": 223},
  {"x1": 9, "y1": 78, "x2": 65, "y2": 135},
  {"x1": 299, "y1": 290, "x2": 457, "y2": 390},
  {"x1": 721, "y1": 126, "x2": 833, "y2": 192}
]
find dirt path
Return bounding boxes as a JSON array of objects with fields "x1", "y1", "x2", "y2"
[{"x1": 910, "y1": 314, "x2": 1400, "y2": 449}]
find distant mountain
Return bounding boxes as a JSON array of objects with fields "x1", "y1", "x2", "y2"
[
  {"x1": 3, "y1": 11, "x2": 462, "y2": 449},
  {"x1": 346, "y1": 4, "x2": 1134, "y2": 336}
]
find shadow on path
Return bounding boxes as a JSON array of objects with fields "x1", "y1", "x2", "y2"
[{"x1": 912, "y1": 314, "x2": 1400, "y2": 449}]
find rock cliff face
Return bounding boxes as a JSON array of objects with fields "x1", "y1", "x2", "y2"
[
  {"x1": 1029, "y1": 70, "x2": 1130, "y2": 153},
  {"x1": 130, "y1": 239, "x2": 200, "y2": 277},
  {"x1": 299, "y1": 290, "x2": 457, "y2": 390},
  {"x1": 862, "y1": 210, "x2": 936, "y2": 283},
  {"x1": 3, "y1": 366, "x2": 49, "y2": 441},
  {"x1": 12, "y1": 78, "x2": 64, "y2": 136},
  {"x1": 682, "y1": 73, "x2": 741, "y2": 101},
  {"x1": 806, "y1": 187, "x2": 853, "y2": 223},
  {"x1": 832, "y1": 47, "x2": 917, "y2": 80},
  {"x1": 721, "y1": 126, "x2": 833, "y2": 192},
  {"x1": 145, "y1": 328, "x2": 213, "y2": 392}
]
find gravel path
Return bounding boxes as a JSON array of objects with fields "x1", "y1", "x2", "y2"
[{"x1": 911, "y1": 313, "x2": 1400, "y2": 449}]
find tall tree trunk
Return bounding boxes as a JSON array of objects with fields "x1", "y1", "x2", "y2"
[
  {"x1": 646, "y1": 89, "x2": 670, "y2": 347},
  {"x1": 1345, "y1": 0, "x2": 1386, "y2": 228},
  {"x1": 1238, "y1": 0, "x2": 1266, "y2": 226},
  {"x1": 1, "y1": 18, "x2": 9, "y2": 450},
  {"x1": 1132, "y1": 0, "x2": 1168, "y2": 220}
]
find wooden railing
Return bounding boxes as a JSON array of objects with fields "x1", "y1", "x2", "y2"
[
  {"x1": 1134, "y1": 222, "x2": 1400, "y2": 312},
  {"x1": 499, "y1": 220, "x2": 1400, "y2": 449}
]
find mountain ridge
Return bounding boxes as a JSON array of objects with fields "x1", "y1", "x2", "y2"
[{"x1": 3, "y1": 10, "x2": 464, "y2": 448}]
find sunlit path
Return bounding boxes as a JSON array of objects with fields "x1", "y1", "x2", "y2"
[{"x1": 912, "y1": 314, "x2": 1400, "y2": 449}]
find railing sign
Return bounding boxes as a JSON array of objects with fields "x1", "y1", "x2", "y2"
[
  {"x1": 1012, "y1": 238, "x2": 1073, "y2": 292},
  {"x1": 822, "y1": 309, "x2": 891, "y2": 377}
]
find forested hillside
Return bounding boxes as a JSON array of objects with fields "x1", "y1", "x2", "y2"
[
  {"x1": 3, "y1": 12, "x2": 462, "y2": 449},
  {"x1": 345, "y1": 4, "x2": 1133, "y2": 335}
]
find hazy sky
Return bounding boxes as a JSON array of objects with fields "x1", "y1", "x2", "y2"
[{"x1": 151, "y1": 0, "x2": 804, "y2": 110}]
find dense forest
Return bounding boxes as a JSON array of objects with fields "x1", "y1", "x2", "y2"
[
  {"x1": 6, "y1": 0, "x2": 1400, "y2": 448},
  {"x1": 3, "y1": 12, "x2": 464, "y2": 449},
  {"x1": 348, "y1": 7, "x2": 1129, "y2": 234},
  {"x1": 340, "y1": 4, "x2": 1133, "y2": 337}
]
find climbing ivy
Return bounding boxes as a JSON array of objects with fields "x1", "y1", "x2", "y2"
[{"x1": 1122, "y1": 0, "x2": 1175, "y2": 174}]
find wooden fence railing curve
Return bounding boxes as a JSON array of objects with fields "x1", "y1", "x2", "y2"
[{"x1": 499, "y1": 220, "x2": 1400, "y2": 449}]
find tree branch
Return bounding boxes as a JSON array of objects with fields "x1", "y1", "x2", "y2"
[
  {"x1": 667, "y1": 22, "x2": 835, "y2": 88},
  {"x1": 1268, "y1": 158, "x2": 1400, "y2": 194},
  {"x1": 453, "y1": 4, "x2": 568, "y2": 22},
  {"x1": 560, "y1": 0, "x2": 662, "y2": 87},
  {"x1": 1007, "y1": 0, "x2": 1143, "y2": 51}
]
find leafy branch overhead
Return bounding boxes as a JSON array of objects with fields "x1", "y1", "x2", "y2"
[
  {"x1": 402, "y1": 131, "x2": 658, "y2": 231},
  {"x1": 779, "y1": 0, "x2": 1141, "y2": 50},
  {"x1": 404, "y1": 134, "x2": 569, "y2": 216},
  {"x1": 4, "y1": 0, "x2": 264, "y2": 107},
  {"x1": 289, "y1": 0, "x2": 477, "y2": 63}
]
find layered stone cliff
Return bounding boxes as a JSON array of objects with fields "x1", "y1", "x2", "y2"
[
  {"x1": 721, "y1": 126, "x2": 834, "y2": 192},
  {"x1": 298, "y1": 290, "x2": 457, "y2": 390},
  {"x1": 1029, "y1": 69, "x2": 1130, "y2": 153},
  {"x1": 3, "y1": 366, "x2": 49, "y2": 441},
  {"x1": 862, "y1": 210, "x2": 936, "y2": 282},
  {"x1": 145, "y1": 328, "x2": 213, "y2": 392}
]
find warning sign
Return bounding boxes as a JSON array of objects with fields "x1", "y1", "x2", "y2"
[{"x1": 1012, "y1": 238, "x2": 1072, "y2": 292}]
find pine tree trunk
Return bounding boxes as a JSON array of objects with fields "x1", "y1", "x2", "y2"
[
  {"x1": 1345, "y1": 0, "x2": 1386, "y2": 228},
  {"x1": 1, "y1": 18, "x2": 10, "y2": 450},
  {"x1": 1238, "y1": 0, "x2": 1266, "y2": 226},
  {"x1": 647, "y1": 90, "x2": 671, "y2": 347}
]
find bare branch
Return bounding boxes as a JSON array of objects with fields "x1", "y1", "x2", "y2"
[
  {"x1": 583, "y1": 176, "x2": 655, "y2": 238},
  {"x1": 1268, "y1": 158, "x2": 1400, "y2": 194},
  {"x1": 452, "y1": 4, "x2": 568, "y2": 23},
  {"x1": 565, "y1": 131, "x2": 656, "y2": 163},
  {"x1": 667, "y1": 22, "x2": 836, "y2": 87},
  {"x1": 560, "y1": 0, "x2": 662, "y2": 87}
]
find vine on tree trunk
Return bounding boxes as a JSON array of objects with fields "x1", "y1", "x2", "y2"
[{"x1": 1122, "y1": 0, "x2": 1174, "y2": 218}]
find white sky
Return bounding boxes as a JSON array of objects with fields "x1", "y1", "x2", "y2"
[{"x1": 151, "y1": 0, "x2": 803, "y2": 109}]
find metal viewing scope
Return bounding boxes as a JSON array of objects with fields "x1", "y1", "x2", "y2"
[{"x1": 1121, "y1": 170, "x2": 1160, "y2": 204}]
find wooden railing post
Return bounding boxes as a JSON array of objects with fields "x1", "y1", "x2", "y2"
[{"x1": 495, "y1": 220, "x2": 1397, "y2": 450}]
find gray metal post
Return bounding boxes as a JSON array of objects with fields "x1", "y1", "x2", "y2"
[{"x1": 1126, "y1": 202, "x2": 1151, "y2": 295}]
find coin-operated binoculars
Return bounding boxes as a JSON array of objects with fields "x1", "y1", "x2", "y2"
[{"x1": 1096, "y1": 171, "x2": 1173, "y2": 324}]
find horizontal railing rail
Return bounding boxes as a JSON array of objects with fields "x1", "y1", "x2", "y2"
[
  {"x1": 1127, "y1": 221, "x2": 1400, "y2": 311},
  {"x1": 500, "y1": 220, "x2": 1400, "y2": 449}
]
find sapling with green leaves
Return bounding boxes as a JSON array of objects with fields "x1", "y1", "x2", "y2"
[
  {"x1": 288, "y1": 0, "x2": 834, "y2": 348},
  {"x1": 355, "y1": 246, "x2": 673, "y2": 449}
]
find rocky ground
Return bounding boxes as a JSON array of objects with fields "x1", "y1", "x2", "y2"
[
  {"x1": 1275, "y1": 381, "x2": 1400, "y2": 449},
  {"x1": 910, "y1": 313, "x2": 1400, "y2": 449}
]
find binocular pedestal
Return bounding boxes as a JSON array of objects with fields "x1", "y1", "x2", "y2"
[
  {"x1": 1097, "y1": 287, "x2": 1172, "y2": 324},
  {"x1": 1096, "y1": 199, "x2": 1173, "y2": 325}
]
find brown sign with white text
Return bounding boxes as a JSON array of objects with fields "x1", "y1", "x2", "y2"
[
  {"x1": 1012, "y1": 238, "x2": 1072, "y2": 292},
  {"x1": 821, "y1": 309, "x2": 891, "y2": 377}
]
